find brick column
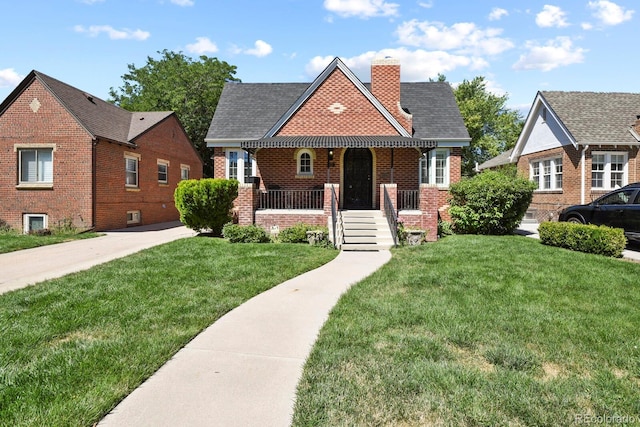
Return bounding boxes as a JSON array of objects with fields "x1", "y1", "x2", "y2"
[
  {"x1": 380, "y1": 183, "x2": 397, "y2": 213},
  {"x1": 235, "y1": 183, "x2": 257, "y2": 225},
  {"x1": 420, "y1": 184, "x2": 439, "y2": 241}
]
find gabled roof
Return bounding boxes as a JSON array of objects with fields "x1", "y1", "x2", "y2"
[
  {"x1": 478, "y1": 148, "x2": 514, "y2": 170},
  {"x1": 206, "y1": 59, "x2": 470, "y2": 147},
  {"x1": 0, "y1": 70, "x2": 175, "y2": 146},
  {"x1": 511, "y1": 91, "x2": 640, "y2": 161}
]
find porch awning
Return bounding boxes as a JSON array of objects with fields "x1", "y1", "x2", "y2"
[{"x1": 239, "y1": 135, "x2": 438, "y2": 149}]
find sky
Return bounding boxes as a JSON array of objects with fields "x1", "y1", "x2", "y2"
[{"x1": 0, "y1": 0, "x2": 636, "y2": 116}]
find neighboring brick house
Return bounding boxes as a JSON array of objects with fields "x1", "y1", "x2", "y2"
[
  {"x1": 205, "y1": 57, "x2": 470, "y2": 244},
  {"x1": 0, "y1": 70, "x2": 203, "y2": 233},
  {"x1": 502, "y1": 91, "x2": 640, "y2": 222}
]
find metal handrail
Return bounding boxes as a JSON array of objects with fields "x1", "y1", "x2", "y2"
[
  {"x1": 397, "y1": 189, "x2": 420, "y2": 210},
  {"x1": 383, "y1": 185, "x2": 398, "y2": 247},
  {"x1": 258, "y1": 189, "x2": 324, "y2": 210},
  {"x1": 330, "y1": 185, "x2": 343, "y2": 249}
]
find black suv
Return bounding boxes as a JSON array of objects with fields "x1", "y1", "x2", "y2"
[{"x1": 558, "y1": 183, "x2": 640, "y2": 243}]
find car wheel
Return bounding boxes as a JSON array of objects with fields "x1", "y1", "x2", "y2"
[{"x1": 567, "y1": 216, "x2": 584, "y2": 224}]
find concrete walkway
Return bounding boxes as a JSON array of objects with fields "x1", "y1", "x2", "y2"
[
  {"x1": 0, "y1": 221, "x2": 196, "y2": 295},
  {"x1": 99, "y1": 249, "x2": 392, "y2": 427}
]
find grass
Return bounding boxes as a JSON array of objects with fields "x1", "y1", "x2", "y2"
[
  {"x1": 0, "y1": 237, "x2": 337, "y2": 427},
  {"x1": 293, "y1": 235, "x2": 640, "y2": 426},
  {"x1": 0, "y1": 230, "x2": 101, "y2": 254}
]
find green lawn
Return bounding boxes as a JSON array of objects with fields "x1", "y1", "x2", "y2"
[
  {"x1": 0, "y1": 238, "x2": 337, "y2": 427},
  {"x1": 293, "y1": 235, "x2": 640, "y2": 426},
  {"x1": 0, "y1": 231, "x2": 101, "y2": 254}
]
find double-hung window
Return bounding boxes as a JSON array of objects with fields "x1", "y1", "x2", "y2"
[
  {"x1": 157, "y1": 159, "x2": 169, "y2": 184},
  {"x1": 419, "y1": 149, "x2": 450, "y2": 186},
  {"x1": 125, "y1": 153, "x2": 140, "y2": 188},
  {"x1": 225, "y1": 149, "x2": 255, "y2": 184},
  {"x1": 591, "y1": 152, "x2": 627, "y2": 190},
  {"x1": 180, "y1": 164, "x2": 190, "y2": 180},
  {"x1": 18, "y1": 147, "x2": 53, "y2": 185},
  {"x1": 530, "y1": 157, "x2": 562, "y2": 190}
]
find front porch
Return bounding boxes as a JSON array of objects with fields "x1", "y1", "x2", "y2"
[{"x1": 234, "y1": 182, "x2": 440, "y2": 246}]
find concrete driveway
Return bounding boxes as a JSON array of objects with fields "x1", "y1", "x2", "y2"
[{"x1": 0, "y1": 221, "x2": 196, "y2": 295}]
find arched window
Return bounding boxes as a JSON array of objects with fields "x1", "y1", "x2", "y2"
[{"x1": 296, "y1": 149, "x2": 315, "y2": 175}]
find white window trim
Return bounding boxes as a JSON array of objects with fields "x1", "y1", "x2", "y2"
[
  {"x1": 295, "y1": 148, "x2": 315, "y2": 176},
  {"x1": 530, "y1": 156, "x2": 563, "y2": 191},
  {"x1": 225, "y1": 149, "x2": 256, "y2": 184},
  {"x1": 157, "y1": 159, "x2": 169, "y2": 184},
  {"x1": 23, "y1": 213, "x2": 48, "y2": 234},
  {"x1": 16, "y1": 144, "x2": 56, "y2": 187},
  {"x1": 591, "y1": 151, "x2": 628, "y2": 191},
  {"x1": 419, "y1": 148, "x2": 450, "y2": 187},
  {"x1": 127, "y1": 210, "x2": 141, "y2": 225},
  {"x1": 125, "y1": 152, "x2": 140, "y2": 188},
  {"x1": 180, "y1": 164, "x2": 190, "y2": 180}
]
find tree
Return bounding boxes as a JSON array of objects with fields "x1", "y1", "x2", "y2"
[
  {"x1": 453, "y1": 77, "x2": 524, "y2": 176},
  {"x1": 109, "y1": 50, "x2": 240, "y2": 176}
]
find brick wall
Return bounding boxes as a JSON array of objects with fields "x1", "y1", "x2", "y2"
[
  {"x1": 0, "y1": 78, "x2": 94, "y2": 231},
  {"x1": 94, "y1": 115, "x2": 203, "y2": 230},
  {"x1": 517, "y1": 145, "x2": 640, "y2": 222}
]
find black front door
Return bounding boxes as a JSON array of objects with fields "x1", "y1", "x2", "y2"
[{"x1": 344, "y1": 148, "x2": 373, "y2": 209}]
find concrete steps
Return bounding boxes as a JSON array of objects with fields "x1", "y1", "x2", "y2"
[{"x1": 340, "y1": 210, "x2": 395, "y2": 251}]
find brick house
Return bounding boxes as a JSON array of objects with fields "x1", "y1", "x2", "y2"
[
  {"x1": 0, "y1": 70, "x2": 203, "y2": 233},
  {"x1": 205, "y1": 57, "x2": 470, "y2": 247},
  {"x1": 495, "y1": 91, "x2": 640, "y2": 222}
]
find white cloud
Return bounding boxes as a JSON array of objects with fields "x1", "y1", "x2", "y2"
[
  {"x1": 535, "y1": 5, "x2": 569, "y2": 28},
  {"x1": 306, "y1": 47, "x2": 489, "y2": 82},
  {"x1": 513, "y1": 37, "x2": 586, "y2": 71},
  {"x1": 489, "y1": 8, "x2": 508, "y2": 21},
  {"x1": 588, "y1": 0, "x2": 634, "y2": 26},
  {"x1": 323, "y1": 0, "x2": 399, "y2": 19},
  {"x1": 418, "y1": 1, "x2": 433, "y2": 8},
  {"x1": 581, "y1": 22, "x2": 594, "y2": 30},
  {"x1": 74, "y1": 25, "x2": 150, "y2": 40},
  {"x1": 186, "y1": 37, "x2": 218, "y2": 54},
  {"x1": 171, "y1": 0, "x2": 194, "y2": 5},
  {"x1": 0, "y1": 68, "x2": 23, "y2": 88},
  {"x1": 232, "y1": 40, "x2": 273, "y2": 57},
  {"x1": 245, "y1": 40, "x2": 273, "y2": 57},
  {"x1": 395, "y1": 20, "x2": 514, "y2": 56}
]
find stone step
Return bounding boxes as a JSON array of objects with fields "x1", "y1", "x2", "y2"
[{"x1": 341, "y1": 243, "x2": 393, "y2": 251}]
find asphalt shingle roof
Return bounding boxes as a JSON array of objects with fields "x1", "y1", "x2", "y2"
[
  {"x1": 541, "y1": 91, "x2": 640, "y2": 144},
  {"x1": 206, "y1": 80, "x2": 469, "y2": 142},
  {"x1": 1, "y1": 70, "x2": 175, "y2": 145}
]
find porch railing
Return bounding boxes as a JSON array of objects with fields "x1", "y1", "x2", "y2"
[
  {"x1": 330, "y1": 185, "x2": 344, "y2": 249},
  {"x1": 258, "y1": 189, "x2": 324, "y2": 210},
  {"x1": 397, "y1": 190, "x2": 420, "y2": 210},
  {"x1": 383, "y1": 185, "x2": 398, "y2": 247}
]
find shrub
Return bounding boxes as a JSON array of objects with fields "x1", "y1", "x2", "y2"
[
  {"x1": 449, "y1": 170, "x2": 536, "y2": 235},
  {"x1": 222, "y1": 223, "x2": 271, "y2": 243},
  {"x1": 278, "y1": 223, "x2": 329, "y2": 245},
  {"x1": 438, "y1": 219, "x2": 454, "y2": 237},
  {"x1": 0, "y1": 219, "x2": 11, "y2": 233},
  {"x1": 538, "y1": 221, "x2": 626, "y2": 258},
  {"x1": 174, "y1": 178, "x2": 239, "y2": 235}
]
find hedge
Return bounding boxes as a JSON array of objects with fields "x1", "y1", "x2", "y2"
[
  {"x1": 538, "y1": 221, "x2": 627, "y2": 258},
  {"x1": 222, "y1": 224, "x2": 271, "y2": 243},
  {"x1": 174, "y1": 178, "x2": 238, "y2": 235},
  {"x1": 449, "y1": 170, "x2": 536, "y2": 235}
]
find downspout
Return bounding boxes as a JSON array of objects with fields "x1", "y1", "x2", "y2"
[
  {"x1": 92, "y1": 140, "x2": 98, "y2": 230},
  {"x1": 390, "y1": 148, "x2": 394, "y2": 183},
  {"x1": 580, "y1": 144, "x2": 589, "y2": 204}
]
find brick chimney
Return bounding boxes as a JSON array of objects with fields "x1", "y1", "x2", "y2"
[{"x1": 370, "y1": 57, "x2": 411, "y2": 134}]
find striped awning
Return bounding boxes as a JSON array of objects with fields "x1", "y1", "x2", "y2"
[{"x1": 239, "y1": 135, "x2": 438, "y2": 149}]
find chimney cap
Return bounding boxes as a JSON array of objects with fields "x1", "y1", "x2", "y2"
[{"x1": 372, "y1": 57, "x2": 400, "y2": 66}]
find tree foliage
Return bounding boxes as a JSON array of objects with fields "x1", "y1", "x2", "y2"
[
  {"x1": 109, "y1": 50, "x2": 240, "y2": 176},
  {"x1": 453, "y1": 76, "x2": 524, "y2": 176}
]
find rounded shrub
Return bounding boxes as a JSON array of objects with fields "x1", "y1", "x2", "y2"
[
  {"x1": 174, "y1": 178, "x2": 239, "y2": 235},
  {"x1": 538, "y1": 221, "x2": 626, "y2": 257},
  {"x1": 278, "y1": 223, "x2": 329, "y2": 244},
  {"x1": 448, "y1": 170, "x2": 536, "y2": 235}
]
